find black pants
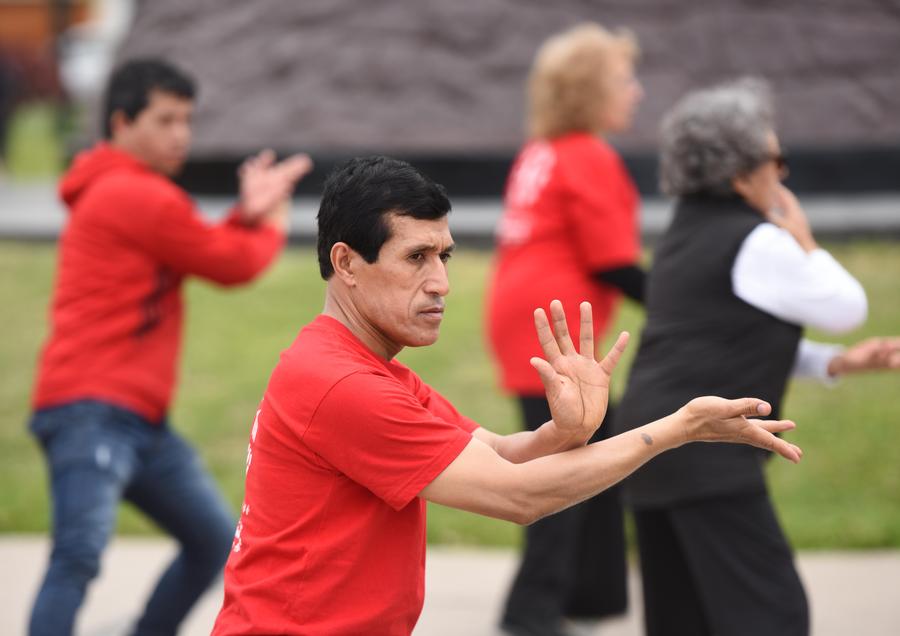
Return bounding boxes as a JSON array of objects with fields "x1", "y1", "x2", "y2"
[
  {"x1": 634, "y1": 492, "x2": 808, "y2": 636},
  {"x1": 501, "y1": 396, "x2": 628, "y2": 632}
]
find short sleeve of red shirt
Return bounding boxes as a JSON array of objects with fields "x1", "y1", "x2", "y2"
[
  {"x1": 303, "y1": 370, "x2": 475, "y2": 511},
  {"x1": 559, "y1": 138, "x2": 639, "y2": 272},
  {"x1": 403, "y1": 363, "x2": 481, "y2": 434}
]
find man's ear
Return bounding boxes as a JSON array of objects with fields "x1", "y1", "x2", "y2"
[
  {"x1": 109, "y1": 110, "x2": 132, "y2": 140},
  {"x1": 330, "y1": 242, "x2": 358, "y2": 286}
]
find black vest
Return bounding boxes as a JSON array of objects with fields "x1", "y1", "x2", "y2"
[{"x1": 613, "y1": 194, "x2": 802, "y2": 508}]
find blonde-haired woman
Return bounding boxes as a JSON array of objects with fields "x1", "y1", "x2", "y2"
[{"x1": 486, "y1": 23, "x2": 645, "y2": 636}]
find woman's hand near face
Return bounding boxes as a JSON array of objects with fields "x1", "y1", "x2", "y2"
[{"x1": 766, "y1": 185, "x2": 818, "y2": 252}]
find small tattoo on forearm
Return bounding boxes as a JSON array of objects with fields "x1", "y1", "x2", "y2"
[{"x1": 641, "y1": 433, "x2": 653, "y2": 446}]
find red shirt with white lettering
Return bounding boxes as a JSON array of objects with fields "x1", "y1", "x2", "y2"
[
  {"x1": 486, "y1": 133, "x2": 639, "y2": 394},
  {"x1": 212, "y1": 315, "x2": 478, "y2": 636},
  {"x1": 33, "y1": 143, "x2": 284, "y2": 422}
]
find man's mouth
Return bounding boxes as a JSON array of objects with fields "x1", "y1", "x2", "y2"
[{"x1": 420, "y1": 306, "x2": 445, "y2": 320}]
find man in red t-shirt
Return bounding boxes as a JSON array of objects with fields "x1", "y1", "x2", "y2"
[
  {"x1": 212, "y1": 156, "x2": 804, "y2": 636},
  {"x1": 28, "y1": 59, "x2": 311, "y2": 636}
]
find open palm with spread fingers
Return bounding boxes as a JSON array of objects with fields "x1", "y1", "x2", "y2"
[
  {"x1": 680, "y1": 396, "x2": 803, "y2": 463},
  {"x1": 530, "y1": 300, "x2": 629, "y2": 445},
  {"x1": 239, "y1": 149, "x2": 314, "y2": 222}
]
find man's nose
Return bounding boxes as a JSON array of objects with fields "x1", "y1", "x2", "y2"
[
  {"x1": 175, "y1": 122, "x2": 192, "y2": 147},
  {"x1": 425, "y1": 259, "x2": 450, "y2": 297}
]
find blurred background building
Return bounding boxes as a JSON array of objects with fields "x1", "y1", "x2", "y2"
[
  {"x1": 1, "y1": 0, "x2": 898, "y2": 215},
  {"x1": 61, "y1": 0, "x2": 900, "y2": 197}
]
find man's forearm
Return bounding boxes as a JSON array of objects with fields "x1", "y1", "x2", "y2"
[
  {"x1": 423, "y1": 397, "x2": 796, "y2": 526},
  {"x1": 507, "y1": 415, "x2": 684, "y2": 523},
  {"x1": 486, "y1": 419, "x2": 592, "y2": 464},
  {"x1": 427, "y1": 416, "x2": 682, "y2": 525},
  {"x1": 472, "y1": 413, "x2": 686, "y2": 524}
]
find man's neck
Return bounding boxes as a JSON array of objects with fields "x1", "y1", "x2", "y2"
[
  {"x1": 108, "y1": 140, "x2": 149, "y2": 170},
  {"x1": 322, "y1": 292, "x2": 401, "y2": 360},
  {"x1": 108, "y1": 140, "x2": 172, "y2": 178}
]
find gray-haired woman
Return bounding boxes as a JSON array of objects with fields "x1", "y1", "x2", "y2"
[{"x1": 613, "y1": 79, "x2": 900, "y2": 636}]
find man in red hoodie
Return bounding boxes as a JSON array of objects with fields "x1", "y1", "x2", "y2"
[{"x1": 28, "y1": 58, "x2": 311, "y2": 636}]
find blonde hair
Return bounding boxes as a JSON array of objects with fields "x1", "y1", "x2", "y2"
[{"x1": 528, "y1": 23, "x2": 639, "y2": 139}]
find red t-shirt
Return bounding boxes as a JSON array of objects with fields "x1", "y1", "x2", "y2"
[
  {"x1": 212, "y1": 315, "x2": 479, "y2": 636},
  {"x1": 32, "y1": 143, "x2": 284, "y2": 422},
  {"x1": 486, "y1": 133, "x2": 640, "y2": 394}
]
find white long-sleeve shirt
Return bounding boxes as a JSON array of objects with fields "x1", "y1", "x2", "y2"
[{"x1": 731, "y1": 222, "x2": 867, "y2": 381}]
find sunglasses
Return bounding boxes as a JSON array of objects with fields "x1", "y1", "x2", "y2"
[{"x1": 767, "y1": 153, "x2": 789, "y2": 178}]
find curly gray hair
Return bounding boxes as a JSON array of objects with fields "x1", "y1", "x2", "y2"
[{"x1": 659, "y1": 78, "x2": 775, "y2": 197}]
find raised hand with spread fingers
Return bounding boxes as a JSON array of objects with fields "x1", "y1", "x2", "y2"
[
  {"x1": 530, "y1": 299, "x2": 629, "y2": 447},
  {"x1": 238, "y1": 149, "x2": 313, "y2": 229}
]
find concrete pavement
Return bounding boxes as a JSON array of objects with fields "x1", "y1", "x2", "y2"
[{"x1": 3, "y1": 536, "x2": 899, "y2": 635}]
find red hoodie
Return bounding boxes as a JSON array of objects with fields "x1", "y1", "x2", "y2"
[{"x1": 33, "y1": 143, "x2": 286, "y2": 423}]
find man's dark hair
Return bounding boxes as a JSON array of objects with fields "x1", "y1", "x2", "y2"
[
  {"x1": 102, "y1": 58, "x2": 196, "y2": 138},
  {"x1": 316, "y1": 156, "x2": 452, "y2": 279}
]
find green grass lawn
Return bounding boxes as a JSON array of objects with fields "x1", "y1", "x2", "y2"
[
  {"x1": 3, "y1": 103, "x2": 67, "y2": 180},
  {"x1": 1, "y1": 240, "x2": 899, "y2": 548}
]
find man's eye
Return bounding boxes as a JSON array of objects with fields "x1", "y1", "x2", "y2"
[
  {"x1": 409, "y1": 253, "x2": 424, "y2": 262},
  {"x1": 440, "y1": 252, "x2": 452, "y2": 263}
]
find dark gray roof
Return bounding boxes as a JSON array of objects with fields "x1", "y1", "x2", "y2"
[{"x1": 104, "y1": 0, "x2": 900, "y2": 158}]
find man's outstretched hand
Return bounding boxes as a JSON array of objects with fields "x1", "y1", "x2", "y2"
[
  {"x1": 678, "y1": 396, "x2": 802, "y2": 463},
  {"x1": 238, "y1": 149, "x2": 313, "y2": 225},
  {"x1": 530, "y1": 300, "x2": 629, "y2": 446}
]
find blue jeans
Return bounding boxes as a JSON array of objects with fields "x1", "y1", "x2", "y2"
[{"x1": 28, "y1": 400, "x2": 236, "y2": 636}]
